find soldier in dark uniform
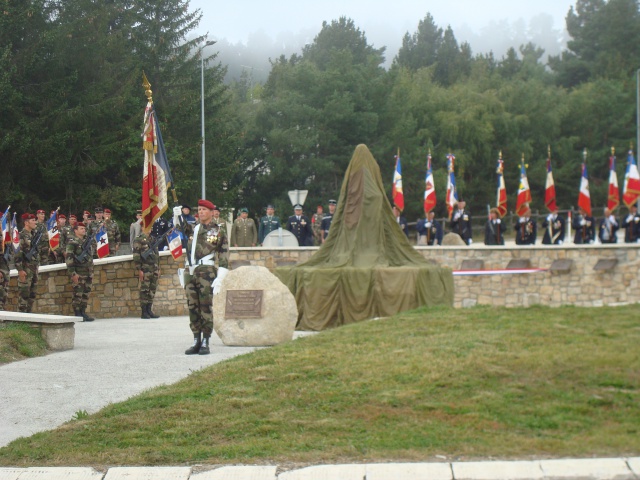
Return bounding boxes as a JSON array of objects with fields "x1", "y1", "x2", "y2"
[
  {"x1": 15, "y1": 213, "x2": 41, "y2": 312},
  {"x1": 232, "y1": 207, "x2": 257, "y2": 247},
  {"x1": 35, "y1": 209, "x2": 51, "y2": 265},
  {"x1": 151, "y1": 215, "x2": 170, "y2": 251},
  {"x1": 286, "y1": 204, "x2": 313, "y2": 246},
  {"x1": 621, "y1": 204, "x2": 640, "y2": 243},
  {"x1": 416, "y1": 210, "x2": 443, "y2": 246},
  {"x1": 65, "y1": 222, "x2": 94, "y2": 321},
  {"x1": 572, "y1": 207, "x2": 595, "y2": 244},
  {"x1": 258, "y1": 204, "x2": 281, "y2": 245},
  {"x1": 103, "y1": 208, "x2": 121, "y2": 256},
  {"x1": 174, "y1": 199, "x2": 229, "y2": 355},
  {"x1": 311, "y1": 205, "x2": 324, "y2": 246},
  {"x1": 450, "y1": 199, "x2": 473, "y2": 245},
  {"x1": 514, "y1": 206, "x2": 536, "y2": 245},
  {"x1": 484, "y1": 208, "x2": 506, "y2": 245},
  {"x1": 132, "y1": 230, "x2": 160, "y2": 319},
  {"x1": 598, "y1": 208, "x2": 619, "y2": 244},
  {"x1": 320, "y1": 199, "x2": 337, "y2": 243},
  {"x1": 392, "y1": 205, "x2": 409, "y2": 238},
  {"x1": 542, "y1": 209, "x2": 566, "y2": 245}
]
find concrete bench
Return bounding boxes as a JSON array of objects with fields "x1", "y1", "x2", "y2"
[{"x1": 0, "y1": 312, "x2": 77, "y2": 351}]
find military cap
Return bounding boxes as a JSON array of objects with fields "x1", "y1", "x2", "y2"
[
  {"x1": 239, "y1": 207, "x2": 248, "y2": 213},
  {"x1": 136, "y1": 210, "x2": 142, "y2": 214},
  {"x1": 294, "y1": 204, "x2": 303, "y2": 210},
  {"x1": 37, "y1": 209, "x2": 45, "y2": 214},
  {"x1": 266, "y1": 204, "x2": 275, "y2": 209},
  {"x1": 74, "y1": 222, "x2": 86, "y2": 228},
  {"x1": 94, "y1": 207, "x2": 103, "y2": 213},
  {"x1": 212, "y1": 205, "x2": 220, "y2": 212},
  {"x1": 22, "y1": 213, "x2": 35, "y2": 220},
  {"x1": 198, "y1": 199, "x2": 215, "y2": 210},
  {"x1": 83, "y1": 210, "x2": 90, "y2": 216},
  {"x1": 69, "y1": 214, "x2": 77, "y2": 220},
  {"x1": 58, "y1": 214, "x2": 67, "y2": 219},
  {"x1": 328, "y1": 199, "x2": 337, "y2": 205},
  {"x1": 104, "y1": 208, "x2": 111, "y2": 214},
  {"x1": 181, "y1": 205, "x2": 191, "y2": 211}
]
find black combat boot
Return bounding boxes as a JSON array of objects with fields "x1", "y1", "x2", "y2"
[
  {"x1": 81, "y1": 307, "x2": 95, "y2": 322},
  {"x1": 147, "y1": 304, "x2": 159, "y2": 319},
  {"x1": 199, "y1": 336, "x2": 210, "y2": 355},
  {"x1": 185, "y1": 333, "x2": 201, "y2": 355},
  {"x1": 141, "y1": 304, "x2": 150, "y2": 319},
  {"x1": 74, "y1": 308, "x2": 83, "y2": 319}
]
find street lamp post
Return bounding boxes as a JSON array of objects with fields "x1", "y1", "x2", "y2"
[{"x1": 201, "y1": 40, "x2": 217, "y2": 199}]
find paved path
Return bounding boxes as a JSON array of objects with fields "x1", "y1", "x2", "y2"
[{"x1": 1, "y1": 317, "x2": 637, "y2": 479}]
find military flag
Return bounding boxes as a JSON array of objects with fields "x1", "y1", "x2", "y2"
[
  {"x1": 424, "y1": 151, "x2": 436, "y2": 214},
  {"x1": 622, "y1": 148, "x2": 640, "y2": 208},
  {"x1": 545, "y1": 148, "x2": 558, "y2": 213},
  {"x1": 445, "y1": 153, "x2": 458, "y2": 219},
  {"x1": 95, "y1": 226, "x2": 110, "y2": 259},
  {"x1": 1, "y1": 206, "x2": 10, "y2": 254},
  {"x1": 47, "y1": 208, "x2": 60, "y2": 250},
  {"x1": 577, "y1": 150, "x2": 592, "y2": 216},
  {"x1": 11, "y1": 213, "x2": 20, "y2": 253},
  {"x1": 141, "y1": 74, "x2": 174, "y2": 233},
  {"x1": 392, "y1": 149, "x2": 404, "y2": 211},
  {"x1": 495, "y1": 153, "x2": 507, "y2": 218},
  {"x1": 167, "y1": 229, "x2": 183, "y2": 260},
  {"x1": 608, "y1": 147, "x2": 620, "y2": 212},
  {"x1": 515, "y1": 155, "x2": 532, "y2": 216}
]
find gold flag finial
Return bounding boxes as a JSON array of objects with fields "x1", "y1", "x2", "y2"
[
  {"x1": 612, "y1": 146, "x2": 615, "y2": 156},
  {"x1": 548, "y1": 144, "x2": 551, "y2": 158},
  {"x1": 499, "y1": 150, "x2": 503, "y2": 160},
  {"x1": 142, "y1": 72, "x2": 153, "y2": 103},
  {"x1": 583, "y1": 147, "x2": 588, "y2": 162}
]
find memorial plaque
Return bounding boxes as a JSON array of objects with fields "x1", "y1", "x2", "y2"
[
  {"x1": 225, "y1": 290, "x2": 264, "y2": 319},
  {"x1": 460, "y1": 259, "x2": 484, "y2": 270},
  {"x1": 550, "y1": 259, "x2": 573, "y2": 274},
  {"x1": 593, "y1": 258, "x2": 618, "y2": 272},
  {"x1": 506, "y1": 259, "x2": 531, "y2": 269}
]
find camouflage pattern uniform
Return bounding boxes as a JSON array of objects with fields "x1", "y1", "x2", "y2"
[
  {"x1": 104, "y1": 218, "x2": 121, "y2": 256},
  {"x1": 183, "y1": 221, "x2": 228, "y2": 337},
  {"x1": 15, "y1": 228, "x2": 40, "y2": 312},
  {"x1": 57, "y1": 224, "x2": 75, "y2": 263},
  {"x1": 35, "y1": 220, "x2": 51, "y2": 265},
  {"x1": 88, "y1": 218, "x2": 104, "y2": 258},
  {"x1": 0, "y1": 250, "x2": 10, "y2": 310},
  {"x1": 311, "y1": 212, "x2": 324, "y2": 246},
  {"x1": 132, "y1": 232, "x2": 160, "y2": 316},
  {"x1": 65, "y1": 234, "x2": 94, "y2": 318}
]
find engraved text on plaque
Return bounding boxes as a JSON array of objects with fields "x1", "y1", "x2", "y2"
[{"x1": 225, "y1": 290, "x2": 264, "y2": 319}]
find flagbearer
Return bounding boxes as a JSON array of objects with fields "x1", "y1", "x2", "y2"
[
  {"x1": 416, "y1": 210, "x2": 443, "y2": 246},
  {"x1": 15, "y1": 213, "x2": 41, "y2": 313},
  {"x1": 599, "y1": 208, "x2": 619, "y2": 244},
  {"x1": 55, "y1": 214, "x2": 68, "y2": 263},
  {"x1": 484, "y1": 208, "x2": 506, "y2": 245},
  {"x1": 321, "y1": 199, "x2": 337, "y2": 243},
  {"x1": 450, "y1": 199, "x2": 473, "y2": 245},
  {"x1": 621, "y1": 204, "x2": 640, "y2": 243},
  {"x1": 35, "y1": 209, "x2": 51, "y2": 265},
  {"x1": 132, "y1": 230, "x2": 160, "y2": 319},
  {"x1": 103, "y1": 208, "x2": 121, "y2": 256},
  {"x1": 514, "y1": 206, "x2": 537, "y2": 245},
  {"x1": 66, "y1": 222, "x2": 95, "y2": 322},
  {"x1": 174, "y1": 199, "x2": 229, "y2": 356},
  {"x1": 542, "y1": 208, "x2": 565, "y2": 245},
  {"x1": 572, "y1": 206, "x2": 595, "y2": 244}
]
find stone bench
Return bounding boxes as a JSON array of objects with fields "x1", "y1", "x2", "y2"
[{"x1": 0, "y1": 312, "x2": 77, "y2": 351}]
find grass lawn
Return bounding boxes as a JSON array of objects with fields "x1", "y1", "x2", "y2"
[
  {"x1": 0, "y1": 304, "x2": 638, "y2": 467},
  {"x1": 0, "y1": 323, "x2": 48, "y2": 365}
]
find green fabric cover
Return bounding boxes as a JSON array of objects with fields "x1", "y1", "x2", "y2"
[{"x1": 274, "y1": 144, "x2": 454, "y2": 330}]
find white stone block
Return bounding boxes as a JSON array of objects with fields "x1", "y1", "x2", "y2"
[
  {"x1": 366, "y1": 462, "x2": 452, "y2": 480},
  {"x1": 278, "y1": 464, "x2": 366, "y2": 480},
  {"x1": 0, "y1": 468, "x2": 26, "y2": 480},
  {"x1": 627, "y1": 458, "x2": 640, "y2": 476},
  {"x1": 104, "y1": 466, "x2": 191, "y2": 480},
  {"x1": 539, "y1": 458, "x2": 633, "y2": 479},
  {"x1": 191, "y1": 465, "x2": 277, "y2": 479},
  {"x1": 452, "y1": 460, "x2": 542, "y2": 480},
  {"x1": 19, "y1": 467, "x2": 103, "y2": 479}
]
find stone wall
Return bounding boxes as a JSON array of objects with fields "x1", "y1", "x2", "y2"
[{"x1": 6, "y1": 244, "x2": 640, "y2": 317}]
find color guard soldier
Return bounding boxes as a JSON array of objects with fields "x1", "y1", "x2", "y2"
[
  {"x1": 35, "y1": 209, "x2": 51, "y2": 265},
  {"x1": 88, "y1": 207, "x2": 105, "y2": 258},
  {"x1": 58, "y1": 214, "x2": 76, "y2": 262},
  {"x1": 320, "y1": 199, "x2": 337, "y2": 243},
  {"x1": 286, "y1": 204, "x2": 313, "y2": 246},
  {"x1": 212, "y1": 206, "x2": 227, "y2": 233},
  {"x1": 572, "y1": 207, "x2": 595, "y2": 244},
  {"x1": 232, "y1": 207, "x2": 257, "y2": 247},
  {"x1": 103, "y1": 208, "x2": 121, "y2": 256},
  {"x1": 311, "y1": 205, "x2": 324, "y2": 246},
  {"x1": 15, "y1": 213, "x2": 41, "y2": 313},
  {"x1": 54, "y1": 214, "x2": 69, "y2": 263},
  {"x1": 65, "y1": 222, "x2": 95, "y2": 321},
  {"x1": 450, "y1": 199, "x2": 473, "y2": 245},
  {"x1": 392, "y1": 205, "x2": 409, "y2": 238},
  {"x1": 542, "y1": 208, "x2": 565, "y2": 245},
  {"x1": 258, "y1": 204, "x2": 280, "y2": 245},
  {"x1": 173, "y1": 199, "x2": 229, "y2": 356},
  {"x1": 598, "y1": 208, "x2": 619, "y2": 244},
  {"x1": 621, "y1": 204, "x2": 640, "y2": 243},
  {"x1": 514, "y1": 206, "x2": 536, "y2": 245},
  {"x1": 484, "y1": 208, "x2": 506, "y2": 245},
  {"x1": 132, "y1": 230, "x2": 160, "y2": 319},
  {"x1": 416, "y1": 210, "x2": 443, "y2": 246}
]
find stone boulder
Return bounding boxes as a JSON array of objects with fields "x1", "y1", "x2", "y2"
[
  {"x1": 212, "y1": 266, "x2": 298, "y2": 346},
  {"x1": 442, "y1": 232, "x2": 467, "y2": 246}
]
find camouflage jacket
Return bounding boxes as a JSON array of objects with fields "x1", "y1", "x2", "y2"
[
  {"x1": 15, "y1": 228, "x2": 40, "y2": 272},
  {"x1": 104, "y1": 219, "x2": 121, "y2": 250},
  {"x1": 183, "y1": 220, "x2": 228, "y2": 269},
  {"x1": 132, "y1": 232, "x2": 159, "y2": 269},
  {"x1": 35, "y1": 221, "x2": 49, "y2": 257},
  {"x1": 58, "y1": 225, "x2": 75, "y2": 256},
  {"x1": 65, "y1": 235, "x2": 94, "y2": 275}
]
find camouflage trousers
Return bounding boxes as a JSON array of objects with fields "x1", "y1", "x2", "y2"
[
  {"x1": 18, "y1": 268, "x2": 39, "y2": 312},
  {"x1": 139, "y1": 263, "x2": 159, "y2": 305},
  {"x1": 71, "y1": 273, "x2": 93, "y2": 310},
  {"x1": 0, "y1": 267, "x2": 9, "y2": 310},
  {"x1": 185, "y1": 265, "x2": 217, "y2": 337}
]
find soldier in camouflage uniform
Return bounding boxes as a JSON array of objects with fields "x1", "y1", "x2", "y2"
[
  {"x1": 35, "y1": 209, "x2": 51, "y2": 265},
  {"x1": 88, "y1": 207, "x2": 105, "y2": 258},
  {"x1": 311, "y1": 205, "x2": 324, "y2": 246},
  {"x1": 132, "y1": 230, "x2": 161, "y2": 319},
  {"x1": 65, "y1": 222, "x2": 95, "y2": 322},
  {"x1": 15, "y1": 213, "x2": 41, "y2": 312},
  {"x1": 0, "y1": 241, "x2": 10, "y2": 311},
  {"x1": 58, "y1": 214, "x2": 76, "y2": 262},
  {"x1": 54, "y1": 214, "x2": 68, "y2": 263},
  {"x1": 103, "y1": 208, "x2": 121, "y2": 256},
  {"x1": 174, "y1": 199, "x2": 229, "y2": 355}
]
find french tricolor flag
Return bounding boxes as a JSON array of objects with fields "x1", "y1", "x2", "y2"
[
  {"x1": 95, "y1": 226, "x2": 110, "y2": 259},
  {"x1": 623, "y1": 149, "x2": 640, "y2": 208},
  {"x1": 608, "y1": 150, "x2": 619, "y2": 212},
  {"x1": 424, "y1": 151, "x2": 436, "y2": 214},
  {"x1": 445, "y1": 153, "x2": 458, "y2": 219},
  {"x1": 392, "y1": 150, "x2": 404, "y2": 211},
  {"x1": 167, "y1": 229, "x2": 183, "y2": 260},
  {"x1": 577, "y1": 160, "x2": 592, "y2": 216}
]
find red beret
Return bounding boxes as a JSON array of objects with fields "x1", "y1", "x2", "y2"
[
  {"x1": 22, "y1": 213, "x2": 35, "y2": 220},
  {"x1": 58, "y1": 214, "x2": 66, "y2": 219},
  {"x1": 37, "y1": 209, "x2": 45, "y2": 214},
  {"x1": 83, "y1": 210, "x2": 90, "y2": 215},
  {"x1": 69, "y1": 215, "x2": 77, "y2": 220},
  {"x1": 104, "y1": 208, "x2": 111, "y2": 214},
  {"x1": 75, "y1": 222, "x2": 86, "y2": 228},
  {"x1": 198, "y1": 199, "x2": 215, "y2": 210}
]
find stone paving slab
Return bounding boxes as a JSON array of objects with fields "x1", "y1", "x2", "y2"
[
  {"x1": 365, "y1": 462, "x2": 452, "y2": 480},
  {"x1": 103, "y1": 467, "x2": 191, "y2": 479},
  {"x1": 0, "y1": 469, "x2": 25, "y2": 480},
  {"x1": 626, "y1": 457, "x2": 640, "y2": 476},
  {"x1": 17, "y1": 467, "x2": 104, "y2": 479},
  {"x1": 451, "y1": 460, "x2": 543, "y2": 480},
  {"x1": 191, "y1": 466, "x2": 277, "y2": 479},
  {"x1": 539, "y1": 458, "x2": 634, "y2": 479},
  {"x1": 277, "y1": 464, "x2": 366, "y2": 480}
]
